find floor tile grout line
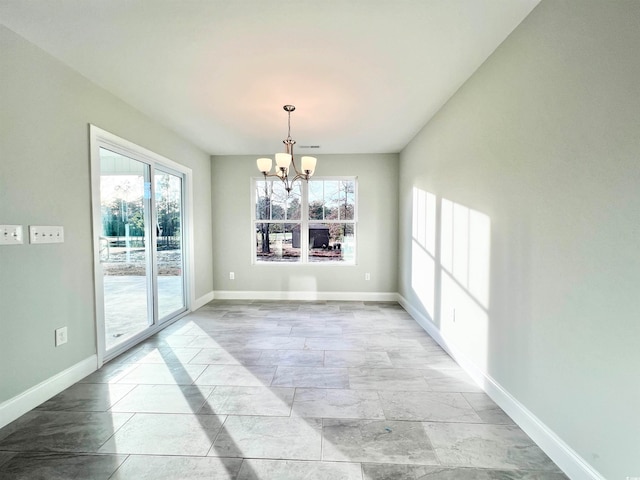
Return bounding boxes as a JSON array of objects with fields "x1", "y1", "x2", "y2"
[
  {"x1": 105, "y1": 453, "x2": 130, "y2": 480},
  {"x1": 205, "y1": 413, "x2": 229, "y2": 458}
]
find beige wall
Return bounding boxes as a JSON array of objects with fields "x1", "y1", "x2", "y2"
[
  {"x1": 211, "y1": 154, "x2": 398, "y2": 297},
  {"x1": 0, "y1": 26, "x2": 213, "y2": 402},
  {"x1": 398, "y1": 2, "x2": 640, "y2": 478}
]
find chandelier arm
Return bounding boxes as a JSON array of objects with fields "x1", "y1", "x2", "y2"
[
  {"x1": 291, "y1": 172, "x2": 311, "y2": 184},
  {"x1": 290, "y1": 157, "x2": 303, "y2": 176},
  {"x1": 262, "y1": 171, "x2": 296, "y2": 193},
  {"x1": 262, "y1": 172, "x2": 286, "y2": 181}
]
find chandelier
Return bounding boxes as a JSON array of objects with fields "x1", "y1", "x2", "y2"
[{"x1": 256, "y1": 105, "x2": 317, "y2": 193}]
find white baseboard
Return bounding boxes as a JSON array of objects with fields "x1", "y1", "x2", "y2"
[
  {"x1": 213, "y1": 290, "x2": 400, "y2": 302},
  {"x1": 0, "y1": 355, "x2": 97, "y2": 430},
  {"x1": 397, "y1": 295, "x2": 605, "y2": 480},
  {"x1": 192, "y1": 291, "x2": 215, "y2": 310}
]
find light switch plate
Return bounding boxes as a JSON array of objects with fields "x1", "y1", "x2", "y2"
[
  {"x1": 0, "y1": 225, "x2": 24, "y2": 245},
  {"x1": 29, "y1": 225, "x2": 64, "y2": 244}
]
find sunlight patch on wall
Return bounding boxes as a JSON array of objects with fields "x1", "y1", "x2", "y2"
[
  {"x1": 412, "y1": 239, "x2": 436, "y2": 318},
  {"x1": 412, "y1": 187, "x2": 437, "y2": 255},
  {"x1": 410, "y1": 187, "x2": 492, "y2": 369},
  {"x1": 411, "y1": 188, "x2": 437, "y2": 319},
  {"x1": 441, "y1": 199, "x2": 491, "y2": 309}
]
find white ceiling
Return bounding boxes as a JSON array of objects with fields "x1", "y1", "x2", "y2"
[{"x1": 1, "y1": 0, "x2": 539, "y2": 155}]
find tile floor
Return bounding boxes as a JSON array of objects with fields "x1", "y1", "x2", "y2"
[{"x1": 0, "y1": 301, "x2": 569, "y2": 479}]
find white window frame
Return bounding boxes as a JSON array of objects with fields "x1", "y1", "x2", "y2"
[{"x1": 251, "y1": 176, "x2": 358, "y2": 265}]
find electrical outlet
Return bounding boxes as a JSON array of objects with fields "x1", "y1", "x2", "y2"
[
  {"x1": 0, "y1": 225, "x2": 24, "y2": 245},
  {"x1": 55, "y1": 327, "x2": 68, "y2": 346},
  {"x1": 365, "y1": 273, "x2": 371, "y2": 281},
  {"x1": 229, "y1": 272, "x2": 235, "y2": 280}
]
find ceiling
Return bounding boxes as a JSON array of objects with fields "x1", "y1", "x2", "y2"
[{"x1": 1, "y1": 0, "x2": 539, "y2": 155}]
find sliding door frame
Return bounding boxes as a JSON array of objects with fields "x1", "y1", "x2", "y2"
[
  {"x1": 89, "y1": 125, "x2": 195, "y2": 366},
  {"x1": 154, "y1": 164, "x2": 189, "y2": 324}
]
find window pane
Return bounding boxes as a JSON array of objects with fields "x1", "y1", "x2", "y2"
[
  {"x1": 155, "y1": 170, "x2": 185, "y2": 319},
  {"x1": 342, "y1": 181, "x2": 356, "y2": 220},
  {"x1": 286, "y1": 183, "x2": 302, "y2": 220},
  {"x1": 255, "y1": 222, "x2": 300, "y2": 262},
  {"x1": 325, "y1": 181, "x2": 340, "y2": 217},
  {"x1": 324, "y1": 180, "x2": 356, "y2": 221},
  {"x1": 308, "y1": 180, "x2": 356, "y2": 221},
  {"x1": 257, "y1": 180, "x2": 302, "y2": 221},
  {"x1": 270, "y1": 181, "x2": 288, "y2": 219},
  {"x1": 308, "y1": 181, "x2": 324, "y2": 206},
  {"x1": 308, "y1": 180, "x2": 325, "y2": 220},
  {"x1": 308, "y1": 200, "x2": 323, "y2": 220},
  {"x1": 99, "y1": 150, "x2": 150, "y2": 350},
  {"x1": 308, "y1": 223, "x2": 355, "y2": 263},
  {"x1": 255, "y1": 180, "x2": 270, "y2": 220}
]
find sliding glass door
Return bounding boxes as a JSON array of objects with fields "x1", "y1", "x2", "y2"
[
  {"x1": 99, "y1": 149, "x2": 153, "y2": 351},
  {"x1": 155, "y1": 169, "x2": 186, "y2": 320},
  {"x1": 91, "y1": 127, "x2": 189, "y2": 362}
]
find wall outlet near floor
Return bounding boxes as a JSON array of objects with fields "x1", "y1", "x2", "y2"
[
  {"x1": 365, "y1": 273, "x2": 371, "y2": 281},
  {"x1": 229, "y1": 272, "x2": 235, "y2": 280},
  {"x1": 55, "y1": 327, "x2": 68, "y2": 346}
]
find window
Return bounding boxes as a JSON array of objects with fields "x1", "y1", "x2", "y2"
[
  {"x1": 254, "y1": 179, "x2": 302, "y2": 262},
  {"x1": 307, "y1": 179, "x2": 356, "y2": 263},
  {"x1": 253, "y1": 177, "x2": 357, "y2": 263}
]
